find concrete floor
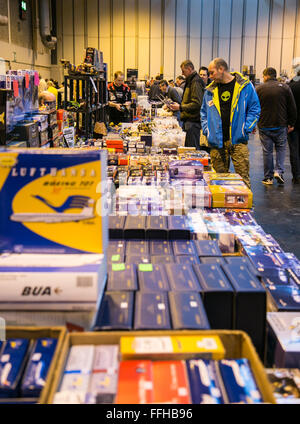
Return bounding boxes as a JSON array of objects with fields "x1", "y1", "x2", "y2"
[{"x1": 245, "y1": 133, "x2": 300, "y2": 259}]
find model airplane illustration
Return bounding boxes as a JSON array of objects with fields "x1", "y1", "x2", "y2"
[{"x1": 10, "y1": 195, "x2": 95, "y2": 223}]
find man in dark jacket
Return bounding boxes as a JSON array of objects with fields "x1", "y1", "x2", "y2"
[
  {"x1": 170, "y1": 60, "x2": 204, "y2": 149},
  {"x1": 288, "y1": 68, "x2": 300, "y2": 184},
  {"x1": 256, "y1": 67, "x2": 297, "y2": 185},
  {"x1": 148, "y1": 75, "x2": 162, "y2": 101},
  {"x1": 159, "y1": 79, "x2": 182, "y2": 121}
]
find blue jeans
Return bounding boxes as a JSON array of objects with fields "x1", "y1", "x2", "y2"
[
  {"x1": 259, "y1": 127, "x2": 287, "y2": 179},
  {"x1": 288, "y1": 128, "x2": 300, "y2": 179}
]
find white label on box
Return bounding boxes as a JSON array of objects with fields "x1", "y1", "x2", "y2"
[
  {"x1": 133, "y1": 337, "x2": 173, "y2": 354},
  {"x1": 53, "y1": 390, "x2": 86, "y2": 404},
  {"x1": 92, "y1": 346, "x2": 119, "y2": 373},
  {"x1": 196, "y1": 338, "x2": 218, "y2": 351},
  {"x1": 178, "y1": 387, "x2": 188, "y2": 396},
  {"x1": 190, "y1": 301, "x2": 198, "y2": 308},
  {"x1": 1, "y1": 354, "x2": 10, "y2": 363},
  {"x1": 157, "y1": 303, "x2": 165, "y2": 310},
  {"x1": 65, "y1": 345, "x2": 95, "y2": 374},
  {"x1": 120, "y1": 302, "x2": 128, "y2": 309},
  {"x1": 32, "y1": 353, "x2": 42, "y2": 361}
]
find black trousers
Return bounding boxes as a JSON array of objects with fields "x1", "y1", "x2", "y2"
[
  {"x1": 288, "y1": 128, "x2": 300, "y2": 179},
  {"x1": 183, "y1": 121, "x2": 201, "y2": 150}
]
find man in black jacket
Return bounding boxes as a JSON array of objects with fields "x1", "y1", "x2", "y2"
[
  {"x1": 170, "y1": 60, "x2": 204, "y2": 149},
  {"x1": 159, "y1": 79, "x2": 182, "y2": 121},
  {"x1": 256, "y1": 67, "x2": 297, "y2": 185},
  {"x1": 288, "y1": 68, "x2": 300, "y2": 184}
]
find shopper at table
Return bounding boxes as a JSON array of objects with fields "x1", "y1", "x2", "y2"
[
  {"x1": 288, "y1": 65, "x2": 300, "y2": 184},
  {"x1": 169, "y1": 60, "x2": 204, "y2": 149},
  {"x1": 148, "y1": 75, "x2": 162, "y2": 101},
  {"x1": 159, "y1": 79, "x2": 182, "y2": 121},
  {"x1": 108, "y1": 71, "x2": 132, "y2": 124},
  {"x1": 256, "y1": 67, "x2": 297, "y2": 185},
  {"x1": 175, "y1": 75, "x2": 185, "y2": 99},
  {"x1": 201, "y1": 57, "x2": 261, "y2": 188}
]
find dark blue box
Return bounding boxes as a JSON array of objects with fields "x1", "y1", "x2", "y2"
[
  {"x1": 145, "y1": 216, "x2": 168, "y2": 240},
  {"x1": 109, "y1": 216, "x2": 125, "y2": 239},
  {"x1": 137, "y1": 264, "x2": 170, "y2": 292},
  {"x1": 107, "y1": 263, "x2": 138, "y2": 291},
  {"x1": 222, "y1": 263, "x2": 266, "y2": 360},
  {"x1": 125, "y1": 255, "x2": 151, "y2": 264},
  {"x1": 186, "y1": 359, "x2": 225, "y2": 404},
  {"x1": 265, "y1": 285, "x2": 300, "y2": 311},
  {"x1": 107, "y1": 240, "x2": 126, "y2": 257},
  {"x1": 134, "y1": 292, "x2": 171, "y2": 330},
  {"x1": 200, "y1": 257, "x2": 226, "y2": 266},
  {"x1": 194, "y1": 240, "x2": 222, "y2": 257},
  {"x1": 175, "y1": 256, "x2": 200, "y2": 265},
  {"x1": 125, "y1": 240, "x2": 149, "y2": 256},
  {"x1": 149, "y1": 240, "x2": 173, "y2": 256},
  {"x1": 225, "y1": 256, "x2": 260, "y2": 277},
  {"x1": 93, "y1": 291, "x2": 134, "y2": 330},
  {"x1": 168, "y1": 292, "x2": 210, "y2": 329},
  {"x1": 124, "y1": 216, "x2": 146, "y2": 239},
  {"x1": 151, "y1": 255, "x2": 175, "y2": 264},
  {"x1": 165, "y1": 264, "x2": 201, "y2": 292},
  {"x1": 193, "y1": 264, "x2": 234, "y2": 329},
  {"x1": 218, "y1": 359, "x2": 263, "y2": 404},
  {"x1": 167, "y1": 216, "x2": 190, "y2": 240},
  {"x1": 172, "y1": 240, "x2": 196, "y2": 256}
]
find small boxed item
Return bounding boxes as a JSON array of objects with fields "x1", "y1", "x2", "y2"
[
  {"x1": 149, "y1": 240, "x2": 173, "y2": 256},
  {"x1": 153, "y1": 361, "x2": 191, "y2": 404},
  {"x1": 165, "y1": 264, "x2": 201, "y2": 292},
  {"x1": 151, "y1": 255, "x2": 175, "y2": 264},
  {"x1": 137, "y1": 263, "x2": 170, "y2": 292},
  {"x1": 193, "y1": 264, "x2": 234, "y2": 330},
  {"x1": 125, "y1": 240, "x2": 149, "y2": 256},
  {"x1": 175, "y1": 256, "x2": 200, "y2": 265},
  {"x1": 209, "y1": 185, "x2": 253, "y2": 209},
  {"x1": 167, "y1": 216, "x2": 190, "y2": 240},
  {"x1": 172, "y1": 240, "x2": 196, "y2": 256},
  {"x1": 125, "y1": 255, "x2": 150, "y2": 265},
  {"x1": 168, "y1": 292, "x2": 210, "y2": 330},
  {"x1": 123, "y1": 216, "x2": 146, "y2": 239},
  {"x1": 145, "y1": 216, "x2": 168, "y2": 240},
  {"x1": 266, "y1": 285, "x2": 300, "y2": 312},
  {"x1": 108, "y1": 216, "x2": 125, "y2": 239},
  {"x1": 194, "y1": 240, "x2": 223, "y2": 257},
  {"x1": 266, "y1": 368, "x2": 300, "y2": 404},
  {"x1": 106, "y1": 263, "x2": 138, "y2": 291},
  {"x1": 134, "y1": 292, "x2": 171, "y2": 330},
  {"x1": 115, "y1": 361, "x2": 153, "y2": 404},
  {"x1": 93, "y1": 292, "x2": 134, "y2": 330}
]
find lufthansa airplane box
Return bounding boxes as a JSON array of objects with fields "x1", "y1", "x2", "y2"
[
  {"x1": 0, "y1": 253, "x2": 106, "y2": 310},
  {"x1": 193, "y1": 264, "x2": 234, "y2": 330},
  {"x1": 222, "y1": 263, "x2": 267, "y2": 360},
  {"x1": 0, "y1": 148, "x2": 108, "y2": 254}
]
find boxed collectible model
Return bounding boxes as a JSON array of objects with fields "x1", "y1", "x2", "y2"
[
  {"x1": 175, "y1": 256, "x2": 200, "y2": 265},
  {"x1": 125, "y1": 240, "x2": 149, "y2": 256},
  {"x1": 137, "y1": 263, "x2": 170, "y2": 292},
  {"x1": 194, "y1": 240, "x2": 222, "y2": 257},
  {"x1": 168, "y1": 292, "x2": 210, "y2": 330},
  {"x1": 106, "y1": 263, "x2": 138, "y2": 291},
  {"x1": 145, "y1": 216, "x2": 168, "y2": 239},
  {"x1": 115, "y1": 361, "x2": 153, "y2": 404},
  {"x1": 151, "y1": 255, "x2": 175, "y2": 264},
  {"x1": 172, "y1": 240, "x2": 196, "y2": 256},
  {"x1": 108, "y1": 215, "x2": 125, "y2": 239},
  {"x1": 193, "y1": 264, "x2": 234, "y2": 329},
  {"x1": 134, "y1": 292, "x2": 171, "y2": 330},
  {"x1": 165, "y1": 264, "x2": 201, "y2": 292},
  {"x1": 0, "y1": 148, "x2": 108, "y2": 254},
  {"x1": 149, "y1": 240, "x2": 173, "y2": 256},
  {"x1": 93, "y1": 292, "x2": 134, "y2": 330},
  {"x1": 153, "y1": 361, "x2": 191, "y2": 403}
]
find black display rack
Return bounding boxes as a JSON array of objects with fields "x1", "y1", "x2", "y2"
[{"x1": 64, "y1": 74, "x2": 108, "y2": 138}]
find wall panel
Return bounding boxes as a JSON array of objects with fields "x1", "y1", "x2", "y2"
[
  {"x1": 218, "y1": 0, "x2": 232, "y2": 64},
  {"x1": 150, "y1": 0, "x2": 162, "y2": 78},
  {"x1": 281, "y1": 0, "x2": 297, "y2": 76},
  {"x1": 163, "y1": 0, "x2": 176, "y2": 80},
  {"x1": 255, "y1": 0, "x2": 270, "y2": 79},
  {"x1": 268, "y1": 0, "x2": 284, "y2": 73},
  {"x1": 201, "y1": 0, "x2": 214, "y2": 66},
  {"x1": 87, "y1": 0, "x2": 99, "y2": 50},
  {"x1": 243, "y1": 0, "x2": 258, "y2": 70},
  {"x1": 189, "y1": 0, "x2": 201, "y2": 70},
  {"x1": 175, "y1": 0, "x2": 188, "y2": 76},
  {"x1": 99, "y1": 0, "x2": 111, "y2": 80},
  {"x1": 230, "y1": 0, "x2": 244, "y2": 71},
  {"x1": 74, "y1": 0, "x2": 85, "y2": 65},
  {"x1": 138, "y1": 0, "x2": 150, "y2": 79},
  {"x1": 62, "y1": 0, "x2": 74, "y2": 63},
  {"x1": 112, "y1": 0, "x2": 124, "y2": 74},
  {"x1": 125, "y1": 0, "x2": 137, "y2": 75}
]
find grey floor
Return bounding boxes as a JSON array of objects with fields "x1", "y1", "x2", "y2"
[{"x1": 245, "y1": 133, "x2": 300, "y2": 258}]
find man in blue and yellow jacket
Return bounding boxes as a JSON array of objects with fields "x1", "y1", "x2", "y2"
[{"x1": 201, "y1": 58, "x2": 261, "y2": 188}]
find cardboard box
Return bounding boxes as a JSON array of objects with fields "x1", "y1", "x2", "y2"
[
  {"x1": 123, "y1": 216, "x2": 146, "y2": 239},
  {"x1": 125, "y1": 240, "x2": 149, "y2": 256},
  {"x1": 0, "y1": 148, "x2": 108, "y2": 254},
  {"x1": 45, "y1": 330, "x2": 276, "y2": 404},
  {"x1": 2, "y1": 326, "x2": 66, "y2": 404},
  {"x1": 151, "y1": 255, "x2": 175, "y2": 264},
  {"x1": 193, "y1": 264, "x2": 234, "y2": 330},
  {"x1": 209, "y1": 185, "x2": 253, "y2": 209},
  {"x1": 167, "y1": 216, "x2": 190, "y2": 240},
  {"x1": 153, "y1": 361, "x2": 191, "y2": 403}
]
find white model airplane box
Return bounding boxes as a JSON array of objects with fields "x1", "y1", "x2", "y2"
[
  {"x1": 0, "y1": 253, "x2": 106, "y2": 310},
  {"x1": 0, "y1": 148, "x2": 108, "y2": 254}
]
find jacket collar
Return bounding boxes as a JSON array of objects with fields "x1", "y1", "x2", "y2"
[{"x1": 206, "y1": 71, "x2": 249, "y2": 93}]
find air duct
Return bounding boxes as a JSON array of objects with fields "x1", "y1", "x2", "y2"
[{"x1": 39, "y1": 0, "x2": 57, "y2": 49}]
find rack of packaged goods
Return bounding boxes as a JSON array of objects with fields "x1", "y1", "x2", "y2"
[{"x1": 64, "y1": 74, "x2": 108, "y2": 139}]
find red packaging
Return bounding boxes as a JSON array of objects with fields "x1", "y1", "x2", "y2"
[
  {"x1": 115, "y1": 360, "x2": 153, "y2": 404},
  {"x1": 153, "y1": 361, "x2": 191, "y2": 404}
]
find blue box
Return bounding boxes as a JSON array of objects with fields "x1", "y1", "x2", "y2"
[
  {"x1": 21, "y1": 338, "x2": 58, "y2": 397},
  {"x1": 137, "y1": 264, "x2": 170, "y2": 292},
  {"x1": 167, "y1": 216, "x2": 190, "y2": 240},
  {"x1": 149, "y1": 241, "x2": 173, "y2": 256},
  {"x1": 194, "y1": 240, "x2": 222, "y2": 257},
  {"x1": 125, "y1": 240, "x2": 149, "y2": 256},
  {"x1": 168, "y1": 292, "x2": 210, "y2": 330},
  {"x1": 261, "y1": 269, "x2": 291, "y2": 287},
  {"x1": 200, "y1": 257, "x2": 226, "y2": 266},
  {"x1": 123, "y1": 216, "x2": 146, "y2": 239},
  {"x1": 165, "y1": 264, "x2": 201, "y2": 292},
  {"x1": 172, "y1": 240, "x2": 196, "y2": 256},
  {"x1": 145, "y1": 216, "x2": 168, "y2": 240},
  {"x1": 134, "y1": 292, "x2": 171, "y2": 330},
  {"x1": 175, "y1": 256, "x2": 200, "y2": 265},
  {"x1": 219, "y1": 359, "x2": 263, "y2": 404},
  {"x1": 186, "y1": 359, "x2": 225, "y2": 404},
  {"x1": 0, "y1": 148, "x2": 108, "y2": 254},
  {"x1": 125, "y1": 255, "x2": 151, "y2": 265},
  {"x1": 109, "y1": 216, "x2": 125, "y2": 239},
  {"x1": 107, "y1": 240, "x2": 126, "y2": 258},
  {"x1": 225, "y1": 256, "x2": 261, "y2": 277},
  {"x1": 193, "y1": 264, "x2": 234, "y2": 330},
  {"x1": 266, "y1": 285, "x2": 300, "y2": 311},
  {"x1": 222, "y1": 263, "x2": 266, "y2": 360},
  {"x1": 107, "y1": 264, "x2": 138, "y2": 291},
  {"x1": 94, "y1": 291, "x2": 134, "y2": 330},
  {"x1": 0, "y1": 339, "x2": 30, "y2": 398},
  {"x1": 151, "y1": 255, "x2": 175, "y2": 264}
]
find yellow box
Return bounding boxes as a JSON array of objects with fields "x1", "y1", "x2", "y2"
[
  {"x1": 120, "y1": 335, "x2": 225, "y2": 360},
  {"x1": 3, "y1": 326, "x2": 66, "y2": 404},
  {"x1": 209, "y1": 185, "x2": 253, "y2": 208},
  {"x1": 45, "y1": 330, "x2": 276, "y2": 404}
]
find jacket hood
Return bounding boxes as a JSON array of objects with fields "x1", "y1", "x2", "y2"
[{"x1": 206, "y1": 72, "x2": 250, "y2": 93}]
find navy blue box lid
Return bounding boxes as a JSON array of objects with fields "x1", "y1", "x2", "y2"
[
  {"x1": 194, "y1": 240, "x2": 222, "y2": 257},
  {"x1": 137, "y1": 263, "x2": 170, "y2": 292},
  {"x1": 175, "y1": 255, "x2": 201, "y2": 265},
  {"x1": 193, "y1": 264, "x2": 233, "y2": 292},
  {"x1": 94, "y1": 291, "x2": 134, "y2": 330},
  {"x1": 168, "y1": 291, "x2": 210, "y2": 329},
  {"x1": 222, "y1": 263, "x2": 265, "y2": 293},
  {"x1": 134, "y1": 292, "x2": 171, "y2": 330},
  {"x1": 165, "y1": 263, "x2": 201, "y2": 292}
]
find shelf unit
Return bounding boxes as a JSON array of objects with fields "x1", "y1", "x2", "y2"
[{"x1": 64, "y1": 74, "x2": 108, "y2": 138}]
